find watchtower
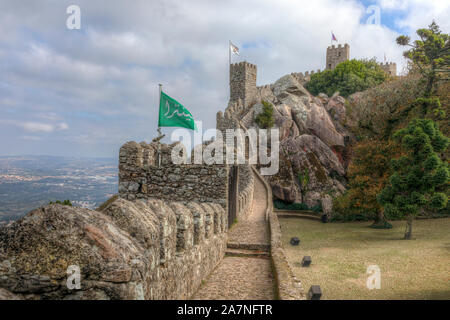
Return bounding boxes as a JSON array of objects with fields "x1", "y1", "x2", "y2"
[
  {"x1": 229, "y1": 61, "x2": 257, "y2": 108},
  {"x1": 379, "y1": 62, "x2": 397, "y2": 76},
  {"x1": 326, "y1": 44, "x2": 350, "y2": 70}
]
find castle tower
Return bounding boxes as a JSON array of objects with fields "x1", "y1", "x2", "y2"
[
  {"x1": 229, "y1": 61, "x2": 257, "y2": 108},
  {"x1": 379, "y1": 62, "x2": 397, "y2": 76},
  {"x1": 326, "y1": 44, "x2": 350, "y2": 70}
]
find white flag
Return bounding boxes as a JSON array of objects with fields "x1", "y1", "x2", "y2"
[{"x1": 230, "y1": 42, "x2": 239, "y2": 55}]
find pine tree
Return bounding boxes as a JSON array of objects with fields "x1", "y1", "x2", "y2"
[
  {"x1": 377, "y1": 118, "x2": 449, "y2": 239},
  {"x1": 396, "y1": 21, "x2": 449, "y2": 97},
  {"x1": 255, "y1": 100, "x2": 275, "y2": 129}
]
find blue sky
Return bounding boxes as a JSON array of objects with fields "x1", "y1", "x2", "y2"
[{"x1": 0, "y1": 0, "x2": 448, "y2": 158}]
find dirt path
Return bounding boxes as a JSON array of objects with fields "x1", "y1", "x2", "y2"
[{"x1": 193, "y1": 170, "x2": 274, "y2": 300}]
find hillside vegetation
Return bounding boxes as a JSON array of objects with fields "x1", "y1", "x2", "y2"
[
  {"x1": 333, "y1": 22, "x2": 449, "y2": 235},
  {"x1": 306, "y1": 59, "x2": 387, "y2": 97}
]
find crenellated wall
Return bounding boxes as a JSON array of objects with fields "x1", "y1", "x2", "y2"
[
  {"x1": 0, "y1": 197, "x2": 228, "y2": 300},
  {"x1": 119, "y1": 141, "x2": 229, "y2": 209},
  {"x1": 291, "y1": 69, "x2": 323, "y2": 85},
  {"x1": 379, "y1": 61, "x2": 397, "y2": 76},
  {"x1": 237, "y1": 164, "x2": 254, "y2": 220}
]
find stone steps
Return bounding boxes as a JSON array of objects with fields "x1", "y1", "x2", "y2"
[{"x1": 225, "y1": 248, "x2": 270, "y2": 258}]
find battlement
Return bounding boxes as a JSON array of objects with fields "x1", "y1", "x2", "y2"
[
  {"x1": 230, "y1": 61, "x2": 257, "y2": 70},
  {"x1": 119, "y1": 141, "x2": 229, "y2": 208},
  {"x1": 291, "y1": 69, "x2": 323, "y2": 84},
  {"x1": 379, "y1": 61, "x2": 397, "y2": 76},
  {"x1": 327, "y1": 43, "x2": 350, "y2": 50}
]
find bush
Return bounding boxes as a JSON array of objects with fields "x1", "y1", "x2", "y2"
[
  {"x1": 49, "y1": 200, "x2": 72, "y2": 206},
  {"x1": 255, "y1": 100, "x2": 275, "y2": 128},
  {"x1": 306, "y1": 59, "x2": 387, "y2": 97},
  {"x1": 273, "y1": 199, "x2": 322, "y2": 213}
]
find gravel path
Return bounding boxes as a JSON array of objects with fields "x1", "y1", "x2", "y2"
[{"x1": 193, "y1": 170, "x2": 274, "y2": 300}]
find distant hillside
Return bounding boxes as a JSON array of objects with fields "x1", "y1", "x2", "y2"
[{"x1": 0, "y1": 155, "x2": 117, "y2": 224}]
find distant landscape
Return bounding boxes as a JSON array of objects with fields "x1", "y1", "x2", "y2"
[{"x1": 0, "y1": 155, "x2": 118, "y2": 225}]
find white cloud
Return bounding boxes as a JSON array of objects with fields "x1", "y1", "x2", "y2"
[
  {"x1": 57, "y1": 122, "x2": 69, "y2": 130},
  {"x1": 20, "y1": 135, "x2": 43, "y2": 141},
  {"x1": 20, "y1": 122, "x2": 54, "y2": 133},
  {"x1": 0, "y1": 0, "x2": 447, "y2": 157}
]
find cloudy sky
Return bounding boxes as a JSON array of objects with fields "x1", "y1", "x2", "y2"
[{"x1": 0, "y1": 0, "x2": 449, "y2": 158}]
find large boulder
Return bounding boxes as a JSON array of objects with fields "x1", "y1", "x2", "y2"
[
  {"x1": 0, "y1": 203, "x2": 153, "y2": 299},
  {"x1": 229, "y1": 73, "x2": 351, "y2": 212}
]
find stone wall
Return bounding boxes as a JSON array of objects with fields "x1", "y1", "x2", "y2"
[
  {"x1": 290, "y1": 70, "x2": 323, "y2": 85},
  {"x1": 119, "y1": 141, "x2": 229, "y2": 209},
  {"x1": 0, "y1": 198, "x2": 227, "y2": 299},
  {"x1": 237, "y1": 165, "x2": 254, "y2": 220},
  {"x1": 379, "y1": 62, "x2": 397, "y2": 76}
]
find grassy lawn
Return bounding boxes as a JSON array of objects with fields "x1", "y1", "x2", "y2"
[{"x1": 279, "y1": 218, "x2": 450, "y2": 300}]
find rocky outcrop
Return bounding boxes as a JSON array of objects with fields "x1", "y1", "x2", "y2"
[
  {"x1": 232, "y1": 74, "x2": 353, "y2": 209},
  {"x1": 0, "y1": 198, "x2": 227, "y2": 300}
]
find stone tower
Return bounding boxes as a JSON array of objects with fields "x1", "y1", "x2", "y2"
[
  {"x1": 326, "y1": 44, "x2": 350, "y2": 70},
  {"x1": 229, "y1": 61, "x2": 257, "y2": 108},
  {"x1": 379, "y1": 62, "x2": 397, "y2": 76}
]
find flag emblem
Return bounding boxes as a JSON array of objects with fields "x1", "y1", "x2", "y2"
[
  {"x1": 332, "y1": 32, "x2": 337, "y2": 42},
  {"x1": 230, "y1": 42, "x2": 239, "y2": 55},
  {"x1": 158, "y1": 91, "x2": 196, "y2": 131}
]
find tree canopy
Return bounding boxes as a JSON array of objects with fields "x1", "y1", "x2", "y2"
[
  {"x1": 396, "y1": 21, "x2": 449, "y2": 97},
  {"x1": 377, "y1": 118, "x2": 449, "y2": 239},
  {"x1": 305, "y1": 59, "x2": 387, "y2": 97}
]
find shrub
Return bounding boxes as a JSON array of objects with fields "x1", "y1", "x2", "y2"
[
  {"x1": 273, "y1": 199, "x2": 322, "y2": 213},
  {"x1": 306, "y1": 59, "x2": 387, "y2": 97},
  {"x1": 255, "y1": 100, "x2": 275, "y2": 128},
  {"x1": 49, "y1": 200, "x2": 73, "y2": 206}
]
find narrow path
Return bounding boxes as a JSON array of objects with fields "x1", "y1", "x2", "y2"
[
  {"x1": 227, "y1": 173, "x2": 269, "y2": 246},
  {"x1": 193, "y1": 171, "x2": 274, "y2": 300}
]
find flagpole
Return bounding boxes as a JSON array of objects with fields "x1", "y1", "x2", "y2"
[
  {"x1": 229, "y1": 40, "x2": 231, "y2": 65},
  {"x1": 157, "y1": 83, "x2": 162, "y2": 167},
  {"x1": 229, "y1": 40, "x2": 231, "y2": 100}
]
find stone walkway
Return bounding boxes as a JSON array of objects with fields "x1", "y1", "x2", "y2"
[
  {"x1": 227, "y1": 173, "x2": 269, "y2": 246},
  {"x1": 193, "y1": 171, "x2": 274, "y2": 300}
]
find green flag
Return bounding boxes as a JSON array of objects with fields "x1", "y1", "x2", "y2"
[{"x1": 158, "y1": 91, "x2": 196, "y2": 131}]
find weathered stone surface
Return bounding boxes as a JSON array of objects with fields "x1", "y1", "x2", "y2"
[
  {"x1": 0, "y1": 288, "x2": 22, "y2": 300},
  {"x1": 119, "y1": 141, "x2": 229, "y2": 208},
  {"x1": 321, "y1": 194, "x2": 333, "y2": 217},
  {"x1": 0, "y1": 198, "x2": 227, "y2": 300},
  {"x1": 272, "y1": 183, "x2": 299, "y2": 203},
  {"x1": 222, "y1": 71, "x2": 350, "y2": 211}
]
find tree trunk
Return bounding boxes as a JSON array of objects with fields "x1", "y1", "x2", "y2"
[
  {"x1": 370, "y1": 210, "x2": 392, "y2": 229},
  {"x1": 404, "y1": 215, "x2": 413, "y2": 240},
  {"x1": 424, "y1": 68, "x2": 436, "y2": 98}
]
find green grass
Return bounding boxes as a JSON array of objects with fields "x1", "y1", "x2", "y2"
[{"x1": 279, "y1": 218, "x2": 450, "y2": 300}]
